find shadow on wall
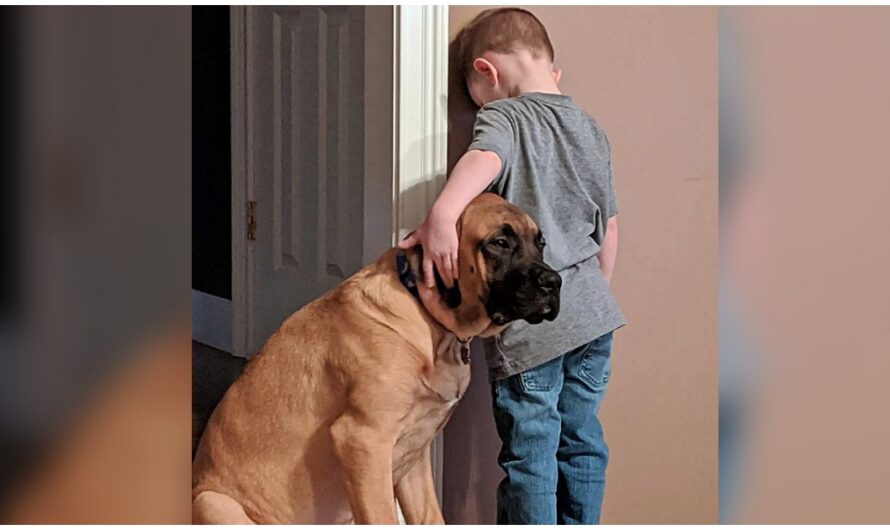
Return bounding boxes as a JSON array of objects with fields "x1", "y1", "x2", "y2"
[{"x1": 442, "y1": 343, "x2": 501, "y2": 523}]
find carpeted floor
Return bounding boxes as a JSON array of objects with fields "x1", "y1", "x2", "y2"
[{"x1": 192, "y1": 341, "x2": 246, "y2": 456}]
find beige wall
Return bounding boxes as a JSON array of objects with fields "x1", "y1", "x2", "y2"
[{"x1": 443, "y1": 7, "x2": 718, "y2": 523}]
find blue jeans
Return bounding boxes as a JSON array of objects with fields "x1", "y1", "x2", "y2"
[{"x1": 491, "y1": 332, "x2": 613, "y2": 525}]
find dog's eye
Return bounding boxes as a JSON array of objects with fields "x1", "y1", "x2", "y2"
[{"x1": 492, "y1": 238, "x2": 509, "y2": 249}]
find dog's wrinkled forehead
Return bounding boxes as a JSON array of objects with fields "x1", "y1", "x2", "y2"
[{"x1": 459, "y1": 194, "x2": 538, "y2": 243}]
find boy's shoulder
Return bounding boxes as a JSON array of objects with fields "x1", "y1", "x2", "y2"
[
  {"x1": 481, "y1": 93, "x2": 601, "y2": 126},
  {"x1": 475, "y1": 94, "x2": 562, "y2": 129},
  {"x1": 474, "y1": 94, "x2": 611, "y2": 153},
  {"x1": 477, "y1": 96, "x2": 522, "y2": 116},
  {"x1": 584, "y1": 113, "x2": 610, "y2": 145}
]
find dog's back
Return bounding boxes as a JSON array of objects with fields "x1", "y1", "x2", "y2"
[{"x1": 192, "y1": 319, "x2": 346, "y2": 521}]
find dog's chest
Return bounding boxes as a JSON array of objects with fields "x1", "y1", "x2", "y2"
[
  {"x1": 422, "y1": 335, "x2": 472, "y2": 405},
  {"x1": 393, "y1": 341, "x2": 471, "y2": 474},
  {"x1": 422, "y1": 352, "x2": 471, "y2": 405}
]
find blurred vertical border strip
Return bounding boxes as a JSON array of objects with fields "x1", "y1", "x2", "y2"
[{"x1": 1, "y1": 7, "x2": 192, "y2": 522}]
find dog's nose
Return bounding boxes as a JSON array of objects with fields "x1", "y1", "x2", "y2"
[{"x1": 535, "y1": 267, "x2": 561, "y2": 292}]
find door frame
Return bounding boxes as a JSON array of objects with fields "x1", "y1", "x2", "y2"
[
  {"x1": 393, "y1": 6, "x2": 449, "y2": 244},
  {"x1": 228, "y1": 4, "x2": 450, "y2": 500},
  {"x1": 392, "y1": 6, "x2": 450, "y2": 505}
]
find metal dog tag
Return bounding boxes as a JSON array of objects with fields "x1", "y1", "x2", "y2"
[{"x1": 459, "y1": 340, "x2": 471, "y2": 365}]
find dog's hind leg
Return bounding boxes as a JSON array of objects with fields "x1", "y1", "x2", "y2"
[{"x1": 192, "y1": 490, "x2": 256, "y2": 524}]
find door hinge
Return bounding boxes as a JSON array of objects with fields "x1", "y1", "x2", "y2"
[{"x1": 246, "y1": 200, "x2": 257, "y2": 241}]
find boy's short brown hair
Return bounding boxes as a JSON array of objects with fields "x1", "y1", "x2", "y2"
[{"x1": 454, "y1": 8, "x2": 555, "y2": 81}]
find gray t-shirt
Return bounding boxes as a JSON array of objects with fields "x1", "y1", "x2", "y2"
[{"x1": 470, "y1": 92, "x2": 626, "y2": 380}]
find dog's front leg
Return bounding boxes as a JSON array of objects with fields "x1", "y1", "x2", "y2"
[
  {"x1": 395, "y1": 443, "x2": 444, "y2": 524},
  {"x1": 331, "y1": 410, "x2": 399, "y2": 524}
]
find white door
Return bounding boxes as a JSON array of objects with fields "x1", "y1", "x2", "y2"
[{"x1": 233, "y1": 6, "x2": 396, "y2": 356}]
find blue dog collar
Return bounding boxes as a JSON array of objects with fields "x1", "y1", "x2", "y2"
[{"x1": 396, "y1": 250, "x2": 420, "y2": 300}]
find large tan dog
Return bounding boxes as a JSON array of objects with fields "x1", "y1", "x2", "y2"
[{"x1": 192, "y1": 193, "x2": 561, "y2": 524}]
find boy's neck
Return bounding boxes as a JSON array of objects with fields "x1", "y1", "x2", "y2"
[
  {"x1": 513, "y1": 77, "x2": 562, "y2": 97},
  {"x1": 500, "y1": 56, "x2": 562, "y2": 98}
]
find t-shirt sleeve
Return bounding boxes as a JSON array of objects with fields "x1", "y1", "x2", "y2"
[
  {"x1": 468, "y1": 105, "x2": 514, "y2": 191},
  {"x1": 604, "y1": 134, "x2": 619, "y2": 218}
]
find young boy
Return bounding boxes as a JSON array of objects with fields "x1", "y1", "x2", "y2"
[{"x1": 399, "y1": 8, "x2": 625, "y2": 524}]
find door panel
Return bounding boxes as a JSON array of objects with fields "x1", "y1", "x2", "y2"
[{"x1": 247, "y1": 6, "x2": 368, "y2": 353}]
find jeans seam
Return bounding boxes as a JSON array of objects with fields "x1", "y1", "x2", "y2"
[{"x1": 518, "y1": 360, "x2": 561, "y2": 392}]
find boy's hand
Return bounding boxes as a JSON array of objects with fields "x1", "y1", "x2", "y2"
[
  {"x1": 599, "y1": 215, "x2": 619, "y2": 285},
  {"x1": 398, "y1": 209, "x2": 459, "y2": 289}
]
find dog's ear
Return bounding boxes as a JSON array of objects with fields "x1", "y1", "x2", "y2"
[
  {"x1": 434, "y1": 267, "x2": 462, "y2": 308},
  {"x1": 414, "y1": 246, "x2": 462, "y2": 309}
]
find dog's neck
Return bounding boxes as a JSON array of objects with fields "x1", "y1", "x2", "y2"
[{"x1": 400, "y1": 246, "x2": 495, "y2": 344}]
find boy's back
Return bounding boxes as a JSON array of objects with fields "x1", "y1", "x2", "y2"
[{"x1": 470, "y1": 92, "x2": 626, "y2": 379}]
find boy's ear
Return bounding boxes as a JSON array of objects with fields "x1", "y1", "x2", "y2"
[
  {"x1": 552, "y1": 66, "x2": 562, "y2": 84},
  {"x1": 473, "y1": 57, "x2": 498, "y2": 85}
]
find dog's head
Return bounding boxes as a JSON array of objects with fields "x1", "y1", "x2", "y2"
[{"x1": 414, "y1": 193, "x2": 561, "y2": 338}]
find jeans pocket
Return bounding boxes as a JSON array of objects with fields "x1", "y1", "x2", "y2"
[
  {"x1": 579, "y1": 333, "x2": 614, "y2": 390},
  {"x1": 579, "y1": 354, "x2": 611, "y2": 390},
  {"x1": 517, "y1": 355, "x2": 563, "y2": 392}
]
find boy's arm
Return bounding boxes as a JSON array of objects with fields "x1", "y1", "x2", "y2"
[
  {"x1": 398, "y1": 149, "x2": 502, "y2": 287},
  {"x1": 599, "y1": 215, "x2": 619, "y2": 284},
  {"x1": 428, "y1": 150, "x2": 501, "y2": 228}
]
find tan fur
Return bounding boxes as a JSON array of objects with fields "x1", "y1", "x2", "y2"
[{"x1": 192, "y1": 194, "x2": 540, "y2": 524}]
